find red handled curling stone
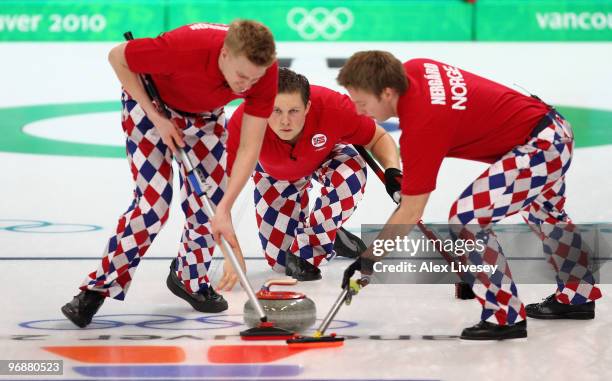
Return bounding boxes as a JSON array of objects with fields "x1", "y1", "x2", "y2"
[{"x1": 244, "y1": 278, "x2": 316, "y2": 333}]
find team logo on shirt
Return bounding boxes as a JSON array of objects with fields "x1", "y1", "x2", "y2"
[{"x1": 311, "y1": 134, "x2": 327, "y2": 148}]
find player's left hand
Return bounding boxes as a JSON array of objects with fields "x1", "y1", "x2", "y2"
[
  {"x1": 211, "y1": 208, "x2": 246, "y2": 291},
  {"x1": 384, "y1": 168, "x2": 403, "y2": 203},
  {"x1": 217, "y1": 253, "x2": 246, "y2": 291}
]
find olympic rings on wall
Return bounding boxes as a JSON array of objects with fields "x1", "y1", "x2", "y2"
[{"x1": 287, "y1": 7, "x2": 354, "y2": 40}]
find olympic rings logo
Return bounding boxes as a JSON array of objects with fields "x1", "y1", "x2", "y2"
[
  {"x1": 21, "y1": 314, "x2": 243, "y2": 331},
  {"x1": 0, "y1": 219, "x2": 101, "y2": 233},
  {"x1": 287, "y1": 7, "x2": 354, "y2": 41},
  {"x1": 21, "y1": 313, "x2": 358, "y2": 331}
]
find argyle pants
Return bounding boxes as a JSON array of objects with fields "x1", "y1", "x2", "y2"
[
  {"x1": 253, "y1": 144, "x2": 367, "y2": 272},
  {"x1": 81, "y1": 91, "x2": 227, "y2": 299},
  {"x1": 449, "y1": 110, "x2": 602, "y2": 325}
]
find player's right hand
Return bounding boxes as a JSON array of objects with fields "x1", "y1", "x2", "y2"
[
  {"x1": 341, "y1": 257, "x2": 375, "y2": 289},
  {"x1": 341, "y1": 258, "x2": 361, "y2": 289},
  {"x1": 152, "y1": 116, "x2": 185, "y2": 154}
]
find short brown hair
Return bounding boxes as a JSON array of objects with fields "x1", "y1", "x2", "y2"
[
  {"x1": 278, "y1": 67, "x2": 310, "y2": 106},
  {"x1": 224, "y1": 20, "x2": 276, "y2": 67},
  {"x1": 337, "y1": 51, "x2": 408, "y2": 97}
]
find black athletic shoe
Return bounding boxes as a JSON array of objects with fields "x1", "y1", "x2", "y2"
[
  {"x1": 461, "y1": 320, "x2": 527, "y2": 340},
  {"x1": 334, "y1": 227, "x2": 367, "y2": 259},
  {"x1": 526, "y1": 294, "x2": 595, "y2": 320},
  {"x1": 166, "y1": 259, "x2": 228, "y2": 313},
  {"x1": 285, "y1": 253, "x2": 322, "y2": 281},
  {"x1": 61, "y1": 290, "x2": 105, "y2": 328},
  {"x1": 455, "y1": 281, "x2": 476, "y2": 300}
]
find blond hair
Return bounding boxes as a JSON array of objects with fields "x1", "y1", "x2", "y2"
[{"x1": 224, "y1": 20, "x2": 276, "y2": 67}]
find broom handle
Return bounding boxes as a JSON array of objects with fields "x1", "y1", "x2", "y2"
[
  {"x1": 199, "y1": 188, "x2": 268, "y2": 321},
  {"x1": 353, "y1": 145, "x2": 463, "y2": 275},
  {"x1": 316, "y1": 287, "x2": 349, "y2": 335},
  {"x1": 175, "y1": 131, "x2": 268, "y2": 323}
]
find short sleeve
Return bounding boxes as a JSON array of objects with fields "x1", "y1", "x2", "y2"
[
  {"x1": 243, "y1": 62, "x2": 278, "y2": 118},
  {"x1": 339, "y1": 111, "x2": 376, "y2": 146},
  {"x1": 124, "y1": 37, "x2": 176, "y2": 74},
  {"x1": 326, "y1": 92, "x2": 376, "y2": 145}
]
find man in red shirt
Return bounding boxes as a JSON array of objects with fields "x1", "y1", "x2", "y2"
[
  {"x1": 227, "y1": 68, "x2": 400, "y2": 281},
  {"x1": 61, "y1": 20, "x2": 278, "y2": 328},
  {"x1": 338, "y1": 51, "x2": 601, "y2": 340}
]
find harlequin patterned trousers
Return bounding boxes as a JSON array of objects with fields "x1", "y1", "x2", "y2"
[
  {"x1": 253, "y1": 144, "x2": 367, "y2": 272},
  {"x1": 449, "y1": 110, "x2": 602, "y2": 325},
  {"x1": 81, "y1": 91, "x2": 227, "y2": 299}
]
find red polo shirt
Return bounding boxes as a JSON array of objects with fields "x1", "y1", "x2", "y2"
[
  {"x1": 398, "y1": 58, "x2": 550, "y2": 195},
  {"x1": 124, "y1": 23, "x2": 278, "y2": 117},
  {"x1": 227, "y1": 85, "x2": 376, "y2": 181}
]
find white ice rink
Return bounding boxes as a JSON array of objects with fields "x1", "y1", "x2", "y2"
[{"x1": 1, "y1": 41, "x2": 611, "y2": 381}]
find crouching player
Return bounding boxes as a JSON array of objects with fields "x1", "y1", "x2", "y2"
[{"x1": 227, "y1": 68, "x2": 401, "y2": 281}]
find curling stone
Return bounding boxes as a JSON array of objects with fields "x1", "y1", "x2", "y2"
[{"x1": 243, "y1": 278, "x2": 316, "y2": 333}]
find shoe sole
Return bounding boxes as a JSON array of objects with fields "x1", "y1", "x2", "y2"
[
  {"x1": 334, "y1": 227, "x2": 366, "y2": 258},
  {"x1": 455, "y1": 282, "x2": 476, "y2": 300},
  {"x1": 166, "y1": 272, "x2": 228, "y2": 313},
  {"x1": 295, "y1": 274, "x2": 322, "y2": 281},
  {"x1": 285, "y1": 270, "x2": 322, "y2": 282},
  {"x1": 526, "y1": 311, "x2": 594, "y2": 320},
  {"x1": 460, "y1": 330, "x2": 528, "y2": 341},
  {"x1": 60, "y1": 305, "x2": 89, "y2": 328},
  {"x1": 289, "y1": 273, "x2": 323, "y2": 282}
]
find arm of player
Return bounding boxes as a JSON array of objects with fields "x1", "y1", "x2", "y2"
[
  {"x1": 364, "y1": 124, "x2": 400, "y2": 170},
  {"x1": 211, "y1": 112, "x2": 267, "y2": 252},
  {"x1": 393, "y1": 193, "x2": 430, "y2": 225},
  {"x1": 364, "y1": 124, "x2": 402, "y2": 201},
  {"x1": 108, "y1": 43, "x2": 184, "y2": 153}
]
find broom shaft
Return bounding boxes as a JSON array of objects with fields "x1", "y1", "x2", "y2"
[
  {"x1": 199, "y1": 195, "x2": 268, "y2": 321},
  {"x1": 353, "y1": 145, "x2": 464, "y2": 276},
  {"x1": 316, "y1": 287, "x2": 349, "y2": 335}
]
